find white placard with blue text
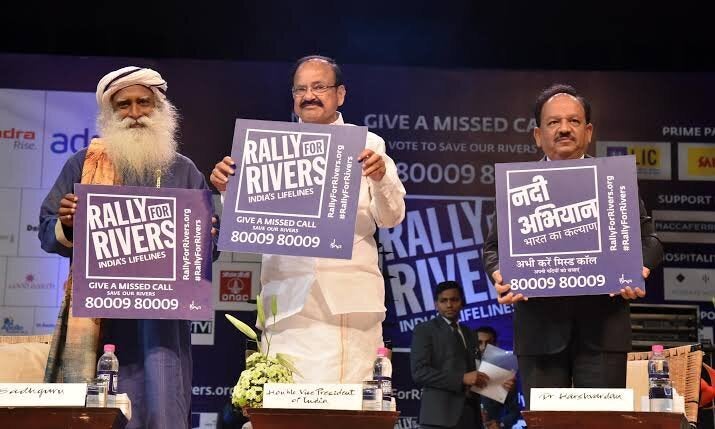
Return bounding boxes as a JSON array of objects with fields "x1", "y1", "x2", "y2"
[
  {"x1": 495, "y1": 156, "x2": 644, "y2": 298},
  {"x1": 218, "y1": 119, "x2": 366, "y2": 259}
]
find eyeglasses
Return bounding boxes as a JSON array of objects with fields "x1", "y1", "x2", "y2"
[{"x1": 291, "y1": 83, "x2": 339, "y2": 97}]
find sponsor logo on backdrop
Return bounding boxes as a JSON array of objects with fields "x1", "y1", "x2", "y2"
[
  {"x1": 606, "y1": 145, "x2": 660, "y2": 167},
  {"x1": 219, "y1": 270, "x2": 251, "y2": 302},
  {"x1": 688, "y1": 148, "x2": 715, "y2": 175},
  {"x1": 49, "y1": 128, "x2": 98, "y2": 154},
  {"x1": 40, "y1": 91, "x2": 99, "y2": 189},
  {"x1": 190, "y1": 320, "x2": 215, "y2": 346},
  {"x1": 8, "y1": 273, "x2": 54, "y2": 290},
  {"x1": 7, "y1": 274, "x2": 55, "y2": 290},
  {"x1": 212, "y1": 262, "x2": 259, "y2": 311},
  {"x1": 652, "y1": 210, "x2": 715, "y2": 244},
  {"x1": 678, "y1": 143, "x2": 715, "y2": 181},
  {"x1": 35, "y1": 322, "x2": 55, "y2": 330},
  {"x1": 664, "y1": 267, "x2": 714, "y2": 302},
  {"x1": 0, "y1": 127, "x2": 39, "y2": 151},
  {"x1": 33, "y1": 306, "x2": 60, "y2": 333},
  {"x1": 1, "y1": 316, "x2": 28, "y2": 334},
  {"x1": 599, "y1": 141, "x2": 671, "y2": 180},
  {"x1": 3, "y1": 257, "x2": 60, "y2": 307},
  {"x1": 191, "y1": 320, "x2": 214, "y2": 335},
  {"x1": 396, "y1": 417, "x2": 420, "y2": 429}
]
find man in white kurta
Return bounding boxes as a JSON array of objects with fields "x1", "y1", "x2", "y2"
[{"x1": 212, "y1": 56, "x2": 406, "y2": 383}]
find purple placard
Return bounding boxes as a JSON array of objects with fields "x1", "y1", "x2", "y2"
[
  {"x1": 218, "y1": 119, "x2": 366, "y2": 259},
  {"x1": 495, "y1": 155, "x2": 644, "y2": 298},
  {"x1": 72, "y1": 184, "x2": 213, "y2": 320}
]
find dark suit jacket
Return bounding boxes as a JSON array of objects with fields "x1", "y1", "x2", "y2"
[
  {"x1": 483, "y1": 157, "x2": 664, "y2": 355},
  {"x1": 411, "y1": 316, "x2": 480, "y2": 428}
]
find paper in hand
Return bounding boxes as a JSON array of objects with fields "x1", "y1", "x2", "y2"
[{"x1": 470, "y1": 344, "x2": 518, "y2": 403}]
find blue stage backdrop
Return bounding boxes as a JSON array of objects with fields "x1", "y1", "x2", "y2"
[{"x1": 1, "y1": 54, "x2": 714, "y2": 429}]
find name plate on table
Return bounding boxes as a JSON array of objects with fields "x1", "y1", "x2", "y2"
[
  {"x1": 0, "y1": 383, "x2": 87, "y2": 407},
  {"x1": 263, "y1": 383, "x2": 362, "y2": 410},
  {"x1": 530, "y1": 388, "x2": 633, "y2": 411}
]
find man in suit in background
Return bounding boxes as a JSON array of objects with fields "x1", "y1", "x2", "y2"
[
  {"x1": 411, "y1": 281, "x2": 488, "y2": 429},
  {"x1": 483, "y1": 84, "x2": 663, "y2": 408}
]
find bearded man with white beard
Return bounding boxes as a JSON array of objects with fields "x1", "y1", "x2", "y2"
[{"x1": 39, "y1": 66, "x2": 216, "y2": 429}]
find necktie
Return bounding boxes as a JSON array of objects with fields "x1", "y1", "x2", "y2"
[
  {"x1": 450, "y1": 320, "x2": 475, "y2": 371},
  {"x1": 450, "y1": 320, "x2": 466, "y2": 349}
]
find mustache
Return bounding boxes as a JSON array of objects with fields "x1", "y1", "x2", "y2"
[
  {"x1": 119, "y1": 115, "x2": 153, "y2": 129},
  {"x1": 555, "y1": 132, "x2": 574, "y2": 142},
  {"x1": 300, "y1": 99, "x2": 323, "y2": 108}
]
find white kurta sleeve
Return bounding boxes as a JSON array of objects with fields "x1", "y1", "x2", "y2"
[{"x1": 365, "y1": 133, "x2": 406, "y2": 228}]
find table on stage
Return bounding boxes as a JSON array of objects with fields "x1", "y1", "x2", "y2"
[
  {"x1": 522, "y1": 410, "x2": 689, "y2": 429},
  {"x1": 247, "y1": 408, "x2": 400, "y2": 429},
  {"x1": 0, "y1": 407, "x2": 127, "y2": 429}
]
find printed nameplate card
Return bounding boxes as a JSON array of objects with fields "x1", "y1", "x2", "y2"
[
  {"x1": 0, "y1": 383, "x2": 87, "y2": 407},
  {"x1": 530, "y1": 388, "x2": 634, "y2": 411},
  {"x1": 262, "y1": 383, "x2": 362, "y2": 410}
]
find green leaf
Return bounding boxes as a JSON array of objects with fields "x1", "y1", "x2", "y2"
[
  {"x1": 256, "y1": 293, "x2": 266, "y2": 328},
  {"x1": 276, "y1": 353, "x2": 302, "y2": 378},
  {"x1": 271, "y1": 295, "x2": 278, "y2": 318},
  {"x1": 225, "y1": 314, "x2": 257, "y2": 340}
]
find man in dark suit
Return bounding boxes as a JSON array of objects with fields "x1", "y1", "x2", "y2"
[
  {"x1": 483, "y1": 83, "x2": 663, "y2": 409},
  {"x1": 411, "y1": 281, "x2": 488, "y2": 429}
]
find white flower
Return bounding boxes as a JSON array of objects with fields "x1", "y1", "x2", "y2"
[{"x1": 231, "y1": 354, "x2": 295, "y2": 409}]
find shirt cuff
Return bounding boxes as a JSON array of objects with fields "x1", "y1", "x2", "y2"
[
  {"x1": 55, "y1": 219, "x2": 73, "y2": 248},
  {"x1": 368, "y1": 169, "x2": 400, "y2": 193}
]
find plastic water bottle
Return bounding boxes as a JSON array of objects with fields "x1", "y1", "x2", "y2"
[
  {"x1": 361, "y1": 380, "x2": 383, "y2": 411},
  {"x1": 373, "y1": 347, "x2": 393, "y2": 411},
  {"x1": 648, "y1": 344, "x2": 673, "y2": 412},
  {"x1": 97, "y1": 344, "x2": 119, "y2": 400}
]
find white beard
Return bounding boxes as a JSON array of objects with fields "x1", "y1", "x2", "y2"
[{"x1": 98, "y1": 101, "x2": 179, "y2": 184}]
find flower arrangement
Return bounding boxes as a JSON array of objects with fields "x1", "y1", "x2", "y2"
[{"x1": 225, "y1": 294, "x2": 298, "y2": 409}]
